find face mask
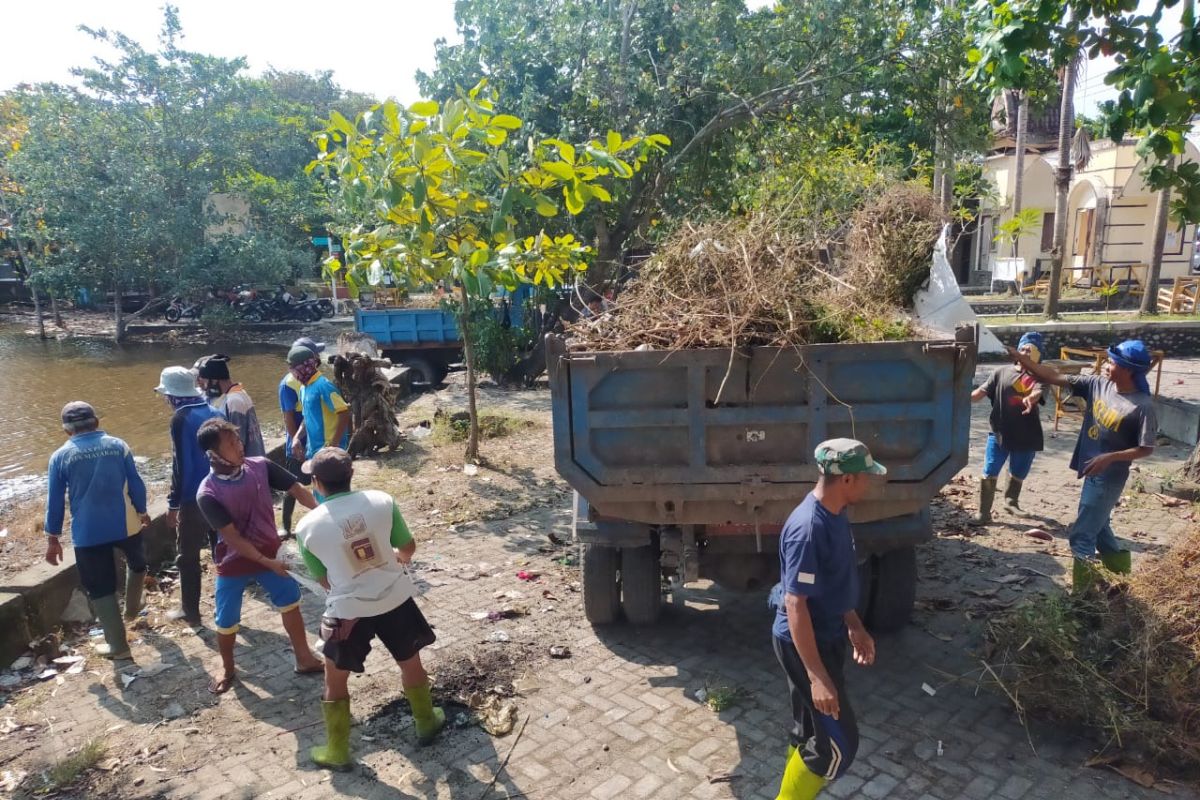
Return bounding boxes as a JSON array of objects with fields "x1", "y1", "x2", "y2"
[
  {"x1": 203, "y1": 381, "x2": 223, "y2": 399},
  {"x1": 291, "y1": 358, "x2": 320, "y2": 384}
]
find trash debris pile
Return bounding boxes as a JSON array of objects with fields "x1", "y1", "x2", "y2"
[
  {"x1": 331, "y1": 342, "x2": 406, "y2": 458},
  {"x1": 986, "y1": 527, "x2": 1200, "y2": 770},
  {"x1": 569, "y1": 183, "x2": 945, "y2": 352},
  {"x1": 365, "y1": 648, "x2": 527, "y2": 738}
]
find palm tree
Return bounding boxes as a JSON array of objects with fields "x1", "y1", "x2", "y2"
[
  {"x1": 1044, "y1": 51, "x2": 1082, "y2": 319},
  {"x1": 1140, "y1": 155, "x2": 1175, "y2": 315}
]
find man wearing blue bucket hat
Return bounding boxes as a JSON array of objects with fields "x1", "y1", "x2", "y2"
[
  {"x1": 971, "y1": 331, "x2": 1046, "y2": 522},
  {"x1": 1009, "y1": 340, "x2": 1157, "y2": 589}
]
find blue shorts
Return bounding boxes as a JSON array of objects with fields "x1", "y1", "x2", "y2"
[{"x1": 214, "y1": 571, "x2": 302, "y2": 634}]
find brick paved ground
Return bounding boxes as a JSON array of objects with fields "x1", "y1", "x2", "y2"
[{"x1": 1, "y1": 373, "x2": 1197, "y2": 799}]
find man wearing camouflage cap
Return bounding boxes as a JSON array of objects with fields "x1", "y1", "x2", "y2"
[{"x1": 772, "y1": 438, "x2": 883, "y2": 799}]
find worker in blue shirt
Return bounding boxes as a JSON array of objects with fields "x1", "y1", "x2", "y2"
[
  {"x1": 45, "y1": 402, "x2": 151, "y2": 660},
  {"x1": 772, "y1": 439, "x2": 884, "y2": 799},
  {"x1": 279, "y1": 337, "x2": 323, "y2": 535},
  {"x1": 156, "y1": 365, "x2": 222, "y2": 625}
]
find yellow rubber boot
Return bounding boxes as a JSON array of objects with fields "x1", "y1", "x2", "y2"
[
  {"x1": 405, "y1": 681, "x2": 445, "y2": 746},
  {"x1": 776, "y1": 746, "x2": 826, "y2": 800},
  {"x1": 309, "y1": 699, "x2": 353, "y2": 770}
]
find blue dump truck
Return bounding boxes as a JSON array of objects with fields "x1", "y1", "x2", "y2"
[
  {"x1": 547, "y1": 325, "x2": 979, "y2": 631},
  {"x1": 355, "y1": 285, "x2": 535, "y2": 385}
]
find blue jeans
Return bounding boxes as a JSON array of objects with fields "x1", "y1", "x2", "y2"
[
  {"x1": 1068, "y1": 471, "x2": 1127, "y2": 560},
  {"x1": 982, "y1": 433, "x2": 1036, "y2": 479}
]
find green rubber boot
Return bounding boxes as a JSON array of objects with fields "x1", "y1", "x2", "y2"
[
  {"x1": 93, "y1": 595, "x2": 132, "y2": 660},
  {"x1": 1003, "y1": 476, "x2": 1024, "y2": 511},
  {"x1": 405, "y1": 681, "x2": 445, "y2": 746},
  {"x1": 1100, "y1": 549, "x2": 1132, "y2": 575},
  {"x1": 1072, "y1": 558, "x2": 1100, "y2": 594},
  {"x1": 309, "y1": 699, "x2": 353, "y2": 770},
  {"x1": 978, "y1": 477, "x2": 997, "y2": 524},
  {"x1": 775, "y1": 745, "x2": 826, "y2": 800},
  {"x1": 124, "y1": 570, "x2": 146, "y2": 621}
]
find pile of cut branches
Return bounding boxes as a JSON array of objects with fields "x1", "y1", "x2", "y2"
[
  {"x1": 332, "y1": 333, "x2": 405, "y2": 458},
  {"x1": 986, "y1": 528, "x2": 1200, "y2": 771},
  {"x1": 570, "y1": 183, "x2": 944, "y2": 351}
]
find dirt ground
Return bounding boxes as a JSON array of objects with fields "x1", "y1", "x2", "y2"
[{"x1": 0, "y1": 366, "x2": 1197, "y2": 799}]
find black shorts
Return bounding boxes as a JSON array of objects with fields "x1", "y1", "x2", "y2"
[{"x1": 321, "y1": 598, "x2": 435, "y2": 673}]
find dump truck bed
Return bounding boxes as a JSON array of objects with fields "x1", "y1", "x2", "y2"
[{"x1": 548, "y1": 326, "x2": 978, "y2": 529}]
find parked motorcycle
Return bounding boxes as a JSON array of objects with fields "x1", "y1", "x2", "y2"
[
  {"x1": 239, "y1": 298, "x2": 273, "y2": 323},
  {"x1": 266, "y1": 295, "x2": 323, "y2": 322},
  {"x1": 163, "y1": 296, "x2": 203, "y2": 323},
  {"x1": 297, "y1": 291, "x2": 336, "y2": 318}
]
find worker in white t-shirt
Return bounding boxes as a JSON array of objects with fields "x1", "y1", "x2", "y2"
[{"x1": 295, "y1": 447, "x2": 444, "y2": 769}]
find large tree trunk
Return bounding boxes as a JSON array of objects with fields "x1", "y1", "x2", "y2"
[
  {"x1": 1140, "y1": 156, "x2": 1175, "y2": 315},
  {"x1": 1045, "y1": 58, "x2": 1079, "y2": 320},
  {"x1": 114, "y1": 283, "x2": 126, "y2": 343},
  {"x1": 1011, "y1": 91, "x2": 1028, "y2": 260},
  {"x1": 458, "y1": 292, "x2": 480, "y2": 462},
  {"x1": 1184, "y1": 440, "x2": 1200, "y2": 482},
  {"x1": 0, "y1": 196, "x2": 46, "y2": 340},
  {"x1": 31, "y1": 286, "x2": 46, "y2": 340}
]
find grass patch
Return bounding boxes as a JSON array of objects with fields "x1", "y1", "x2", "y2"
[
  {"x1": 42, "y1": 738, "x2": 107, "y2": 791},
  {"x1": 986, "y1": 528, "x2": 1200, "y2": 770},
  {"x1": 431, "y1": 411, "x2": 532, "y2": 445},
  {"x1": 981, "y1": 312, "x2": 1198, "y2": 326}
]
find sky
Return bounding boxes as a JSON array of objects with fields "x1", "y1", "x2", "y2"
[
  {"x1": 2, "y1": 1, "x2": 460, "y2": 103},
  {"x1": 0, "y1": 0, "x2": 1179, "y2": 113}
]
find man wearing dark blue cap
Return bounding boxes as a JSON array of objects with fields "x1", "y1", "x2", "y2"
[
  {"x1": 971, "y1": 331, "x2": 1046, "y2": 522},
  {"x1": 45, "y1": 402, "x2": 151, "y2": 660},
  {"x1": 1010, "y1": 340, "x2": 1157, "y2": 589}
]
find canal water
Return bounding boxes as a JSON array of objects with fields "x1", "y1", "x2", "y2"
[{"x1": 0, "y1": 324, "x2": 292, "y2": 504}]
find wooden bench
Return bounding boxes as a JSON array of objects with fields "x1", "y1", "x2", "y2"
[{"x1": 1157, "y1": 277, "x2": 1199, "y2": 314}]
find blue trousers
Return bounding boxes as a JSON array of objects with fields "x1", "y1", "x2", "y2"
[
  {"x1": 1068, "y1": 471, "x2": 1127, "y2": 560},
  {"x1": 982, "y1": 433, "x2": 1036, "y2": 479}
]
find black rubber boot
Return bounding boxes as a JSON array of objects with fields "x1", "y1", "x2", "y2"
[
  {"x1": 978, "y1": 477, "x2": 997, "y2": 524},
  {"x1": 1003, "y1": 476, "x2": 1024, "y2": 510},
  {"x1": 93, "y1": 595, "x2": 132, "y2": 660},
  {"x1": 124, "y1": 570, "x2": 146, "y2": 621}
]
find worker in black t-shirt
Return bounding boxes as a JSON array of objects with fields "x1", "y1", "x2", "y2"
[{"x1": 970, "y1": 332, "x2": 1046, "y2": 523}]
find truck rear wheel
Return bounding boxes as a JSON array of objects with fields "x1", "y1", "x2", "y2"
[
  {"x1": 864, "y1": 546, "x2": 918, "y2": 634},
  {"x1": 620, "y1": 542, "x2": 662, "y2": 625},
  {"x1": 582, "y1": 544, "x2": 620, "y2": 625},
  {"x1": 401, "y1": 357, "x2": 438, "y2": 387}
]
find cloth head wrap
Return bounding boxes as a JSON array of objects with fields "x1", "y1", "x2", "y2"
[
  {"x1": 1017, "y1": 331, "x2": 1044, "y2": 364},
  {"x1": 1107, "y1": 340, "x2": 1152, "y2": 394}
]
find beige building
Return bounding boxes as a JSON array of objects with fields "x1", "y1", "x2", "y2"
[
  {"x1": 970, "y1": 137, "x2": 1200, "y2": 288},
  {"x1": 204, "y1": 192, "x2": 251, "y2": 239}
]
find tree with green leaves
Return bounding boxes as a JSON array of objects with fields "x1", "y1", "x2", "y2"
[
  {"x1": 313, "y1": 83, "x2": 666, "y2": 458},
  {"x1": 969, "y1": 0, "x2": 1200, "y2": 317},
  {"x1": 421, "y1": 0, "x2": 949, "y2": 283},
  {"x1": 4, "y1": 8, "x2": 373, "y2": 339}
]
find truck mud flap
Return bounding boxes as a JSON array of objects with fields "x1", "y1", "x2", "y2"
[
  {"x1": 851, "y1": 508, "x2": 932, "y2": 556},
  {"x1": 573, "y1": 492, "x2": 653, "y2": 547}
]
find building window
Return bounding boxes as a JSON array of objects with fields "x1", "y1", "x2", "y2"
[{"x1": 1040, "y1": 212, "x2": 1055, "y2": 252}]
